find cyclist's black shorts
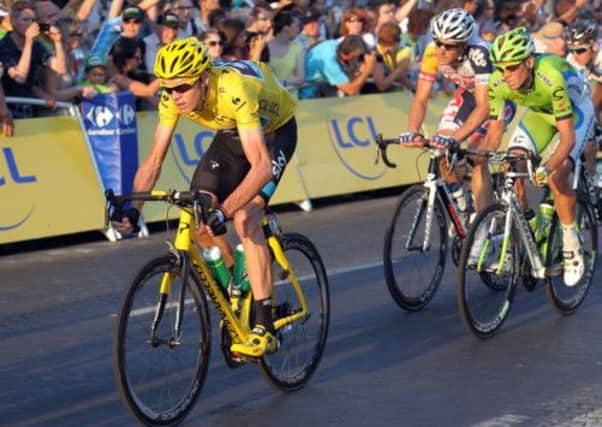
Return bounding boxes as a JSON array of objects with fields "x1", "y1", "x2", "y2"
[{"x1": 190, "y1": 117, "x2": 297, "y2": 203}]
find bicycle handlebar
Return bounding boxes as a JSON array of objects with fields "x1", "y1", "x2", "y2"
[
  {"x1": 375, "y1": 133, "x2": 539, "y2": 170},
  {"x1": 105, "y1": 189, "x2": 215, "y2": 229}
]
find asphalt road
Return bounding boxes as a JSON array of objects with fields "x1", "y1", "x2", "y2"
[{"x1": 2, "y1": 192, "x2": 602, "y2": 427}]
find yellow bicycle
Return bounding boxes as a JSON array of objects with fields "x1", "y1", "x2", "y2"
[{"x1": 106, "y1": 189, "x2": 330, "y2": 426}]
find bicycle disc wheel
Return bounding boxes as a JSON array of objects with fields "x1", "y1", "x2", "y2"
[
  {"x1": 457, "y1": 203, "x2": 519, "y2": 339},
  {"x1": 545, "y1": 197, "x2": 598, "y2": 314},
  {"x1": 259, "y1": 232, "x2": 330, "y2": 392},
  {"x1": 383, "y1": 185, "x2": 447, "y2": 311},
  {"x1": 113, "y1": 255, "x2": 211, "y2": 426}
]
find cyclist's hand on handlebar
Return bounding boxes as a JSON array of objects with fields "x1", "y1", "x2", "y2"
[
  {"x1": 206, "y1": 207, "x2": 227, "y2": 236},
  {"x1": 399, "y1": 132, "x2": 425, "y2": 147},
  {"x1": 111, "y1": 207, "x2": 141, "y2": 234},
  {"x1": 432, "y1": 134, "x2": 459, "y2": 152}
]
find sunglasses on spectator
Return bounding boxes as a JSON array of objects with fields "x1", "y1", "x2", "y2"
[
  {"x1": 569, "y1": 47, "x2": 589, "y2": 54},
  {"x1": 495, "y1": 61, "x2": 524, "y2": 73},
  {"x1": 206, "y1": 40, "x2": 222, "y2": 47},
  {"x1": 162, "y1": 82, "x2": 195, "y2": 94},
  {"x1": 434, "y1": 40, "x2": 462, "y2": 50},
  {"x1": 346, "y1": 16, "x2": 362, "y2": 23},
  {"x1": 70, "y1": 32, "x2": 84, "y2": 38}
]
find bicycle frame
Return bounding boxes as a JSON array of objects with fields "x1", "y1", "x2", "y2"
[
  {"x1": 497, "y1": 178, "x2": 547, "y2": 279},
  {"x1": 152, "y1": 197, "x2": 309, "y2": 347},
  {"x1": 407, "y1": 151, "x2": 469, "y2": 252}
]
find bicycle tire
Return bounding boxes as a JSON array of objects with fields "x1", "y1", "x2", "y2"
[
  {"x1": 113, "y1": 255, "x2": 211, "y2": 426},
  {"x1": 457, "y1": 203, "x2": 519, "y2": 339},
  {"x1": 259, "y1": 232, "x2": 330, "y2": 392},
  {"x1": 383, "y1": 185, "x2": 447, "y2": 311},
  {"x1": 545, "y1": 196, "x2": 598, "y2": 314}
]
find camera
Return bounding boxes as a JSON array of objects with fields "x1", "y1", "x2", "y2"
[{"x1": 39, "y1": 23, "x2": 51, "y2": 32}]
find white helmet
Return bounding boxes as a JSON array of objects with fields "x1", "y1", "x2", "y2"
[{"x1": 431, "y1": 8, "x2": 475, "y2": 44}]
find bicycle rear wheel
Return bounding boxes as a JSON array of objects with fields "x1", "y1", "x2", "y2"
[
  {"x1": 113, "y1": 255, "x2": 211, "y2": 426},
  {"x1": 259, "y1": 232, "x2": 330, "y2": 392},
  {"x1": 383, "y1": 185, "x2": 447, "y2": 311},
  {"x1": 457, "y1": 203, "x2": 519, "y2": 339},
  {"x1": 545, "y1": 197, "x2": 598, "y2": 314}
]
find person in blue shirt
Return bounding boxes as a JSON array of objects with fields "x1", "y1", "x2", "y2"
[{"x1": 299, "y1": 34, "x2": 376, "y2": 99}]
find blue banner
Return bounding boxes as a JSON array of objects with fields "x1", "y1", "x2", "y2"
[{"x1": 83, "y1": 92, "x2": 138, "y2": 195}]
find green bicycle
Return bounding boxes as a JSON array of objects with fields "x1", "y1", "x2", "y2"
[{"x1": 457, "y1": 151, "x2": 598, "y2": 339}]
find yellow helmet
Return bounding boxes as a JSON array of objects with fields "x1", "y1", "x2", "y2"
[{"x1": 154, "y1": 37, "x2": 211, "y2": 83}]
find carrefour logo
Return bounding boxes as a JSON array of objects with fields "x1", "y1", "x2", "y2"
[
  {"x1": 0, "y1": 147, "x2": 36, "y2": 231},
  {"x1": 170, "y1": 130, "x2": 215, "y2": 183},
  {"x1": 327, "y1": 115, "x2": 385, "y2": 180},
  {"x1": 85, "y1": 104, "x2": 136, "y2": 128}
]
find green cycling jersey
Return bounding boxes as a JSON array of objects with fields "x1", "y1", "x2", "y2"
[{"x1": 488, "y1": 54, "x2": 585, "y2": 122}]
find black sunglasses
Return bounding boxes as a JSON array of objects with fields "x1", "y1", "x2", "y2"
[
  {"x1": 434, "y1": 40, "x2": 462, "y2": 50},
  {"x1": 206, "y1": 40, "x2": 222, "y2": 47},
  {"x1": 569, "y1": 47, "x2": 589, "y2": 54},
  {"x1": 163, "y1": 83, "x2": 195, "y2": 94}
]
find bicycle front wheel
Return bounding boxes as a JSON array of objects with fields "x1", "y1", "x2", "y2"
[
  {"x1": 113, "y1": 255, "x2": 211, "y2": 426},
  {"x1": 259, "y1": 232, "x2": 330, "y2": 392},
  {"x1": 457, "y1": 203, "x2": 519, "y2": 339},
  {"x1": 383, "y1": 185, "x2": 447, "y2": 311},
  {"x1": 545, "y1": 197, "x2": 598, "y2": 314}
]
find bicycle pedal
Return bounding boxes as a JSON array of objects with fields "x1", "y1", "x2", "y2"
[{"x1": 545, "y1": 264, "x2": 563, "y2": 278}]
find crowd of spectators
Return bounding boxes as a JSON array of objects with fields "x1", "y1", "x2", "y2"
[{"x1": 0, "y1": 0, "x2": 600, "y2": 136}]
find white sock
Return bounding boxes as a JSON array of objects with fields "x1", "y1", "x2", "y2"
[{"x1": 561, "y1": 222, "x2": 579, "y2": 252}]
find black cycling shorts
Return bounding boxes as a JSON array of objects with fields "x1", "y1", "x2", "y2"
[{"x1": 190, "y1": 117, "x2": 297, "y2": 203}]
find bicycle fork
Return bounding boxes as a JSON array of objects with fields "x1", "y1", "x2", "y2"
[
  {"x1": 502, "y1": 194, "x2": 547, "y2": 279},
  {"x1": 149, "y1": 249, "x2": 190, "y2": 348}
]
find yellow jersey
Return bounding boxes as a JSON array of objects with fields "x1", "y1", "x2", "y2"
[{"x1": 158, "y1": 60, "x2": 296, "y2": 134}]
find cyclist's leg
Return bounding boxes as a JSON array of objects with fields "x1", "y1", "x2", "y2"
[
  {"x1": 550, "y1": 97, "x2": 595, "y2": 224},
  {"x1": 470, "y1": 101, "x2": 517, "y2": 212},
  {"x1": 231, "y1": 118, "x2": 298, "y2": 356},
  {"x1": 436, "y1": 91, "x2": 466, "y2": 186},
  {"x1": 507, "y1": 110, "x2": 557, "y2": 209}
]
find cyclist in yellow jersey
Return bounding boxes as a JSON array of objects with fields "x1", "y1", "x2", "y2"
[{"x1": 112, "y1": 37, "x2": 298, "y2": 357}]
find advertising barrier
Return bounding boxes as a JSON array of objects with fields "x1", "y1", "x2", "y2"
[
  {"x1": 2, "y1": 92, "x2": 521, "y2": 244},
  {"x1": 0, "y1": 116, "x2": 106, "y2": 244}
]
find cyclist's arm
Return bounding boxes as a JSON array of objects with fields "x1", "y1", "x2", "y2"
[
  {"x1": 130, "y1": 122, "x2": 176, "y2": 211},
  {"x1": 479, "y1": 117, "x2": 504, "y2": 151},
  {"x1": 547, "y1": 117, "x2": 575, "y2": 171},
  {"x1": 453, "y1": 83, "x2": 489, "y2": 143},
  {"x1": 593, "y1": 82, "x2": 602, "y2": 111},
  {"x1": 220, "y1": 126, "x2": 272, "y2": 217},
  {"x1": 408, "y1": 77, "x2": 433, "y2": 134}
]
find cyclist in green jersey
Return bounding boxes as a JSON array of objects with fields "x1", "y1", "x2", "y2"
[{"x1": 480, "y1": 27, "x2": 595, "y2": 287}]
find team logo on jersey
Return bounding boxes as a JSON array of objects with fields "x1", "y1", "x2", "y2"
[
  {"x1": 552, "y1": 87, "x2": 566, "y2": 101},
  {"x1": 535, "y1": 71, "x2": 553, "y2": 87},
  {"x1": 468, "y1": 48, "x2": 487, "y2": 68}
]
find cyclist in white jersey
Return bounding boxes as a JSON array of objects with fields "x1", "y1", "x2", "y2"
[{"x1": 400, "y1": 8, "x2": 514, "y2": 213}]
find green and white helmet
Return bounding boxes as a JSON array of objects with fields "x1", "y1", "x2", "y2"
[{"x1": 490, "y1": 27, "x2": 535, "y2": 64}]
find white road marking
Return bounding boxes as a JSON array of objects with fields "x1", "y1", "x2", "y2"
[{"x1": 470, "y1": 414, "x2": 531, "y2": 427}]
